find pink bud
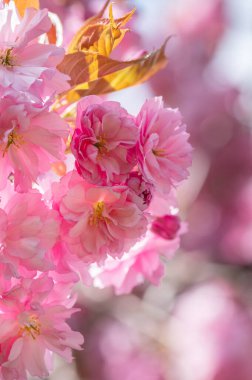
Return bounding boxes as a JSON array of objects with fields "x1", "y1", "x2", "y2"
[{"x1": 151, "y1": 214, "x2": 180, "y2": 240}]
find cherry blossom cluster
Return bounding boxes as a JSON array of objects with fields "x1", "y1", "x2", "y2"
[
  {"x1": 69, "y1": 95, "x2": 192, "y2": 293},
  {"x1": 0, "y1": 1, "x2": 192, "y2": 379},
  {"x1": 0, "y1": 3, "x2": 82, "y2": 378}
]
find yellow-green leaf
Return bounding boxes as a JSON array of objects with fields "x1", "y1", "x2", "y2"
[
  {"x1": 58, "y1": 39, "x2": 168, "y2": 104},
  {"x1": 58, "y1": 51, "x2": 139, "y2": 87},
  {"x1": 68, "y1": 0, "x2": 110, "y2": 49},
  {"x1": 67, "y1": 2, "x2": 135, "y2": 56}
]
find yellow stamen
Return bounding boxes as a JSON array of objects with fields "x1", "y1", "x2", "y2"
[
  {"x1": 0, "y1": 48, "x2": 15, "y2": 67},
  {"x1": 19, "y1": 315, "x2": 41, "y2": 340},
  {"x1": 2, "y1": 130, "x2": 23, "y2": 156},
  {"x1": 89, "y1": 201, "x2": 108, "y2": 226},
  {"x1": 93, "y1": 136, "x2": 108, "y2": 155},
  {"x1": 152, "y1": 148, "x2": 166, "y2": 157}
]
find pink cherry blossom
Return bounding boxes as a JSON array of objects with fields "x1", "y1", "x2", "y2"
[
  {"x1": 71, "y1": 95, "x2": 138, "y2": 185},
  {"x1": 91, "y1": 233, "x2": 164, "y2": 295},
  {"x1": 92, "y1": 218, "x2": 184, "y2": 295},
  {"x1": 0, "y1": 191, "x2": 60, "y2": 275},
  {"x1": 0, "y1": 275, "x2": 83, "y2": 380},
  {"x1": 52, "y1": 170, "x2": 148, "y2": 264},
  {"x1": 0, "y1": 93, "x2": 69, "y2": 192},
  {"x1": 90, "y1": 187, "x2": 184, "y2": 294},
  {"x1": 136, "y1": 97, "x2": 192, "y2": 194},
  {"x1": 0, "y1": 2, "x2": 69, "y2": 101}
]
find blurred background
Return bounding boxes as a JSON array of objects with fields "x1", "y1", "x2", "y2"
[{"x1": 40, "y1": 0, "x2": 252, "y2": 379}]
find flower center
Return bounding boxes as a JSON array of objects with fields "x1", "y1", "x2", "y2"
[
  {"x1": 152, "y1": 148, "x2": 166, "y2": 157},
  {"x1": 2, "y1": 129, "x2": 24, "y2": 156},
  {"x1": 93, "y1": 136, "x2": 108, "y2": 155},
  {"x1": 19, "y1": 314, "x2": 41, "y2": 340},
  {"x1": 89, "y1": 201, "x2": 108, "y2": 226},
  {"x1": 0, "y1": 48, "x2": 15, "y2": 67}
]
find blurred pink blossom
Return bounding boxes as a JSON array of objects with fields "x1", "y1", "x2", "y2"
[
  {"x1": 84, "y1": 319, "x2": 166, "y2": 380},
  {"x1": 168, "y1": 282, "x2": 252, "y2": 380}
]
